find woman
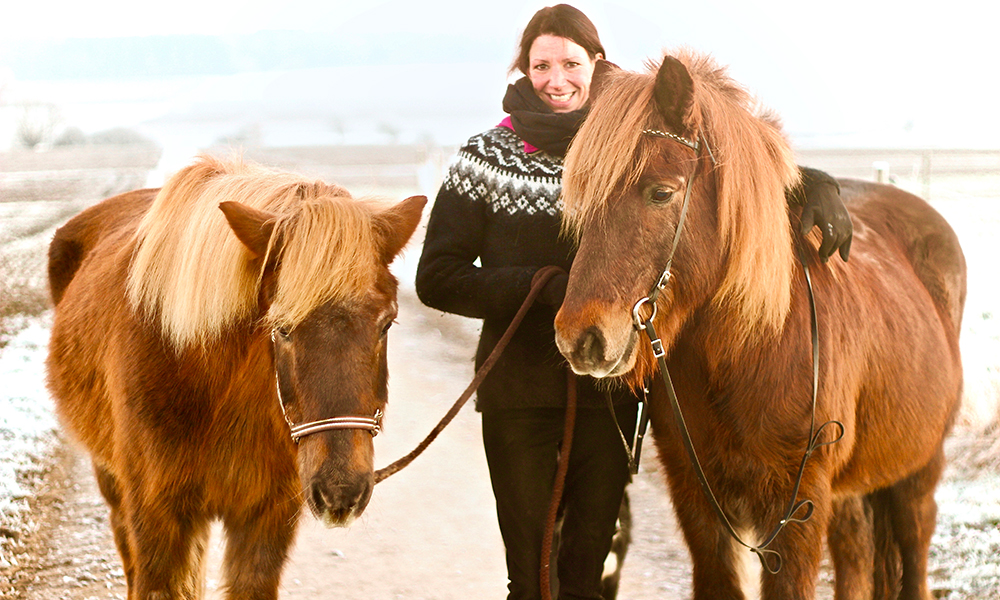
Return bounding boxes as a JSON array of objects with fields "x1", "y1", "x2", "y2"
[{"x1": 415, "y1": 5, "x2": 852, "y2": 599}]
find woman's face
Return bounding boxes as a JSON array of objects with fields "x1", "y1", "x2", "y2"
[{"x1": 527, "y1": 34, "x2": 601, "y2": 113}]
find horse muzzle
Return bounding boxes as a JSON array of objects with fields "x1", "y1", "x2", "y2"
[
  {"x1": 306, "y1": 471, "x2": 373, "y2": 527},
  {"x1": 297, "y1": 429, "x2": 376, "y2": 527},
  {"x1": 555, "y1": 303, "x2": 639, "y2": 379}
]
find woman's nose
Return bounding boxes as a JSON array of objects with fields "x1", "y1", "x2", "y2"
[{"x1": 549, "y1": 67, "x2": 567, "y2": 87}]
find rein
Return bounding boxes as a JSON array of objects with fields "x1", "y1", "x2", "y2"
[{"x1": 631, "y1": 128, "x2": 844, "y2": 574}]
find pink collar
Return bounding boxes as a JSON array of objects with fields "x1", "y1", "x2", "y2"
[{"x1": 498, "y1": 116, "x2": 539, "y2": 154}]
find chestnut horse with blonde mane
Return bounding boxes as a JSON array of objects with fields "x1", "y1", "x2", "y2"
[
  {"x1": 554, "y1": 51, "x2": 965, "y2": 600},
  {"x1": 46, "y1": 155, "x2": 425, "y2": 599}
]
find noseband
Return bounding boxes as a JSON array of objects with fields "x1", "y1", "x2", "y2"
[{"x1": 271, "y1": 328, "x2": 383, "y2": 443}]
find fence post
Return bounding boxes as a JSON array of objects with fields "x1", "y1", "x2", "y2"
[
  {"x1": 921, "y1": 151, "x2": 932, "y2": 200},
  {"x1": 873, "y1": 161, "x2": 890, "y2": 183}
]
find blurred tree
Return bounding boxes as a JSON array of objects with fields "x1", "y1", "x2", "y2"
[
  {"x1": 88, "y1": 127, "x2": 156, "y2": 146},
  {"x1": 54, "y1": 126, "x2": 88, "y2": 146},
  {"x1": 16, "y1": 101, "x2": 60, "y2": 149}
]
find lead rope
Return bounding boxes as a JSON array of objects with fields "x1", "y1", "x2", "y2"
[
  {"x1": 540, "y1": 369, "x2": 577, "y2": 600},
  {"x1": 368, "y1": 266, "x2": 573, "y2": 600},
  {"x1": 373, "y1": 265, "x2": 565, "y2": 483},
  {"x1": 370, "y1": 267, "x2": 573, "y2": 600}
]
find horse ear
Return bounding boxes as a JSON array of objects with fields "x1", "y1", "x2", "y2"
[
  {"x1": 373, "y1": 195, "x2": 427, "y2": 263},
  {"x1": 590, "y1": 58, "x2": 621, "y2": 103},
  {"x1": 219, "y1": 201, "x2": 277, "y2": 259},
  {"x1": 653, "y1": 55, "x2": 694, "y2": 135}
]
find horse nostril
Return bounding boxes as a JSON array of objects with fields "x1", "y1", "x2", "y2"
[
  {"x1": 311, "y1": 482, "x2": 329, "y2": 511},
  {"x1": 310, "y1": 478, "x2": 370, "y2": 515},
  {"x1": 578, "y1": 326, "x2": 606, "y2": 366}
]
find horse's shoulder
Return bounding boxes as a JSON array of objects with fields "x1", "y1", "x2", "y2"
[{"x1": 49, "y1": 188, "x2": 157, "y2": 305}]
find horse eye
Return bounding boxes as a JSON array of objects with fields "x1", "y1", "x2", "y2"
[
  {"x1": 651, "y1": 188, "x2": 674, "y2": 204},
  {"x1": 380, "y1": 320, "x2": 395, "y2": 337},
  {"x1": 273, "y1": 326, "x2": 291, "y2": 341}
]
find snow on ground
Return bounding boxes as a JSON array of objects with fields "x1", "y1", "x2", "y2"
[
  {"x1": 931, "y1": 473, "x2": 1000, "y2": 598},
  {"x1": 0, "y1": 315, "x2": 57, "y2": 569}
]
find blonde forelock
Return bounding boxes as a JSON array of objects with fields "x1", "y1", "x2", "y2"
[
  {"x1": 126, "y1": 155, "x2": 382, "y2": 349},
  {"x1": 562, "y1": 69, "x2": 659, "y2": 239}
]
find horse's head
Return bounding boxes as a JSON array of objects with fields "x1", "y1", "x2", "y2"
[
  {"x1": 220, "y1": 193, "x2": 426, "y2": 526},
  {"x1": 555, "y1": 52, "x2": 798, "y2": 386}
]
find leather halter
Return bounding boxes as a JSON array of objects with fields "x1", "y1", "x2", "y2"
[
  {"x1": 629, "y1": 128, "x2": 843, "y2": 574},
  {"x1": 271, "y1": 328, "x2": 383, "y2": 443}
]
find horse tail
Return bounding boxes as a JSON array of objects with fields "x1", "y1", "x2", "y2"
[
  {"x1": 48, "y1": 188, "x2": 156, "y2": 305},
  {"x1": 869, "y1": 490, "x2": 903, "y2": 600}
]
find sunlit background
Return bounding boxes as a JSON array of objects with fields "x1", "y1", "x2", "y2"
[{"x1": 3, "y1": 0, "x2": 999, "y2": 168}]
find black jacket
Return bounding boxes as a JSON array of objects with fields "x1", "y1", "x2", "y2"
[{"x1": 415, "y1": 126, "x2": 638, "y2": 411}]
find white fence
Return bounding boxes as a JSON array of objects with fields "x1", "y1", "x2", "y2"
[{"x1": 794, "y1": 148, "x2": 1000, "y2": 200}]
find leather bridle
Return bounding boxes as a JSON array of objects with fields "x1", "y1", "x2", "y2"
[
  {"x1": 628, "y1": 128, "x2": 843, "y2": 574},
  {"x1": 271, "y1": 328, "x2": 383, "y2": 443}
]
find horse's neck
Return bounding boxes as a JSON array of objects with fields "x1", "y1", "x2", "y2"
[{"x1": 686, "y1": 301, "x2": 795, "y2": 389}]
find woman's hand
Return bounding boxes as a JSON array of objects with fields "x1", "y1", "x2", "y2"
[
  {"x1": 800, "y1": 180, "x2": 853, "y2": 262},
  {"x1": 532, "y1": 267, "x2": 569, "y2": 307}
]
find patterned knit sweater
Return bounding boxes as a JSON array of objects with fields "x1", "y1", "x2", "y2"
[{"x1": 415, "y1": 125, "x2": 636, "y2": 411}]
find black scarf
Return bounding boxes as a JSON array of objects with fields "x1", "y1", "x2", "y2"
[{"x1": 502, "y1": 77, "x2": 588, "y2": 157}]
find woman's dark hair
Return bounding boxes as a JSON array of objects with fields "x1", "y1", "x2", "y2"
[{"x1": 510, "y1": 4, "x2": 605, "y2": 75}]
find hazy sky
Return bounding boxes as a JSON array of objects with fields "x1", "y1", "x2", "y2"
[{"x1": 4, "y1": 0, "x2": 999, "y2": 147}]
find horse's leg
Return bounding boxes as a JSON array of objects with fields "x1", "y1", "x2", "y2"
[
  {"x1": 600, "y1": 491, "x2": 632, "y2": 600},
  {"x1": 219, "y1": 499, "x2": 299, "y2": 600},
  {"x1": 759, "y1": 481, "x2": 831, "y2": 600},
  {"x1": 183, "y1": 520, "x2": 212, "y2": 600},
  {"x1": 121, "y1": 478, "x2": 209, "y2": 600},
  {"x1": 827, "y1": 495, "x2": 874, "y2": 600},
  {"x1": 882, "y1": 447, "x2": 945, "y2": 600},
  {"x1": 93, "y1": 463, "x2": 135, "y2": 593},
  {"x1": 869, "y1": 488, "x2": 902, "y2": 599},
  {"x1": 671, "y1": 496, "x2": 745, "y2": 599}
]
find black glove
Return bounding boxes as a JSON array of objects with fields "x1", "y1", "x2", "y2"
[
  {"x1": 532, "y1": 267, "x2": 569, "y2": 307},
  {"x1": 798, "y1": 167, "x2": 853, "y2": 262}
]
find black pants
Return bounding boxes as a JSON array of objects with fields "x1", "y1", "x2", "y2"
[{"x1": 482, "y1": 401, "x2": 637, "y2": 600}]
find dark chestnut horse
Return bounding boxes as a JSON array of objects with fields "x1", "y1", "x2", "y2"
[
  {"x1": 46, "y1": 155, "x2": 425, "y2": 599},
  {"x1": 554, "y1": 51, "x2": 966, "y2": 600}
]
